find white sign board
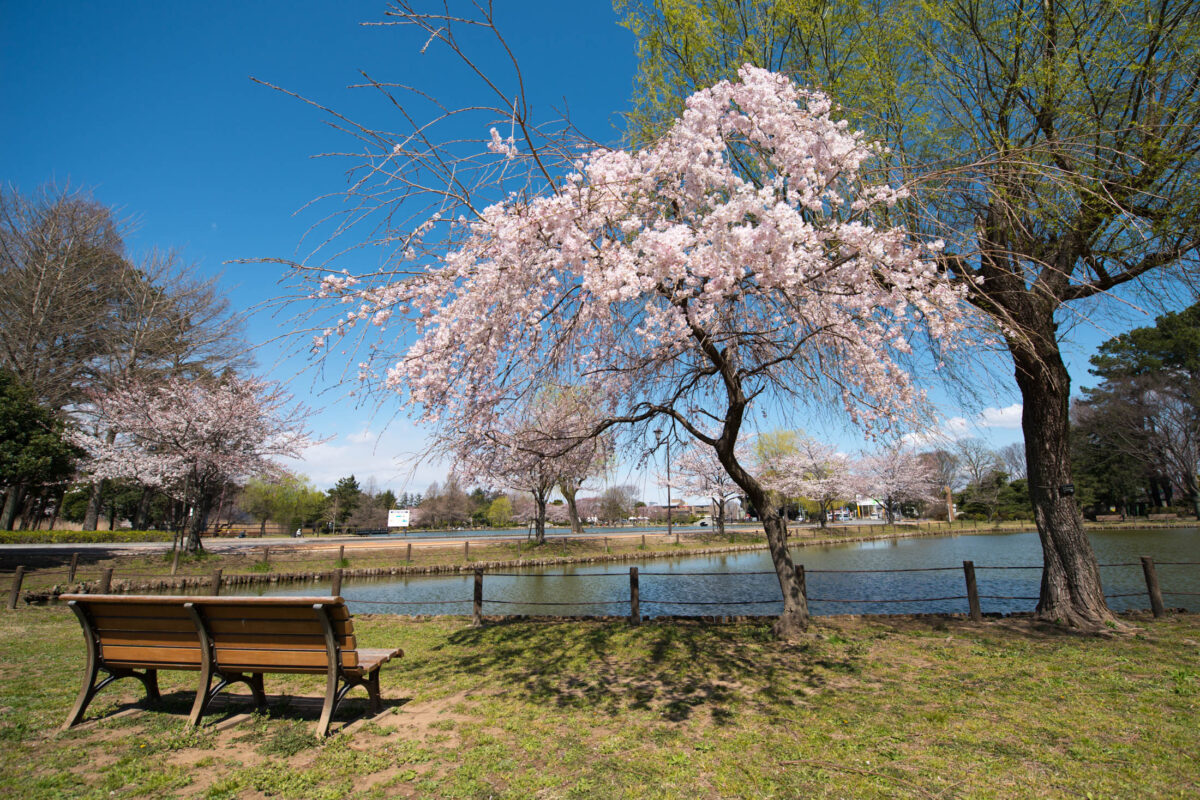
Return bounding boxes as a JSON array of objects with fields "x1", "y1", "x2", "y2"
[{"x1": 387, "y1": 509, "x2": 411, "y2": 528}]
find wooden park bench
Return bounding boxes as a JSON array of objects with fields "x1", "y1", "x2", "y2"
[{"x1": 59, "y1": 594, "x2": 403, "y2": 737}]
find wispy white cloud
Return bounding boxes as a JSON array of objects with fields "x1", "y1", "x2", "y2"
[
  {"x1": 274, "y1": 423, "x2": 445, "y2": 492},
  {"x1": 976, "y1": 403, "x2": 1023, "y2": 429}
]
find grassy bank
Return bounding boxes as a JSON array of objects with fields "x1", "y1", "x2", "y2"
[{"x1": 0, "y1": 606, "x2": 1196, "y2": 799}]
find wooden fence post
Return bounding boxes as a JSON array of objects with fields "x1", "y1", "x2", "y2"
[
  {"x1": 603, "y1": 536, "x2": 608, "y2": 553},
  {"x1": 406, "y1": 542, "x2": 412, "y2": 563},
  {"x1": 209, "y1": 569, "x2": 222, "y2": 596},
  {"x1": 674, "y1": 531, "x2": 679, "y2": 545},
  {"x1": 464, "y1": 541, "x2": 470, "y2": 561},
  {"x1": 472, "y1": 569, "x2": 483, "y2": 627},
  {"x1": 331, "y1": 568, "x2": 343, "y2": 597},
  {"x1": 99, "y1": 567, "x2": 113, "y2": 593},
  {"x1": 1140, "y1": 556, "x2": 1165, "y2": 618},
  {"x1": 963, "y1": 560, "x2": 981, "y2": 621},
  {"x1": 68, "y1": 552, "x2": 79, "y2": 583},
  {"x1": 337, "y1": 545, "x2": 345, "y2": 564},
  {"x1": 262, "y1": 546, "x2": 270, "y2": 564},
  {"x1": 7, "y1": 567, "x2": 25, "y2": 610},
  {"x1": 640, "y1": 534, "x2": 646, "y2": 549},
  {"x1": 171, "y1": 544, "x2": 181, "y2": 576},
  {"x1": 629, "y1": 566, "x2": 640, "y2": 626}
]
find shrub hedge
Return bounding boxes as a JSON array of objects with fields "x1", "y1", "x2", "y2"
[{"x1": 0, "y1": 530, "x2": 174, "y2": 544}]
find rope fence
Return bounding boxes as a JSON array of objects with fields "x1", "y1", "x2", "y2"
[{"x1": 5, "y1": 551, "x2": 1196, "y2": 623}]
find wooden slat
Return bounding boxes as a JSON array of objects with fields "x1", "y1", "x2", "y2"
[
  {"x1": 90, "y1": 615, "x2": 196, "y2": 634},
  {"x1": 208, "y1": 618, "x2": 351, "y2": 637},
  {"x1": 77, "y1": 602, "x2": 192, "y2": 620},
  {"x1": 94, "y1": 630, "x2": 197, "y2": 648},
  {"x1": 355, "y1": 647, "x2": 403, "y2": 671},
  {"x1": 206, "y1": 632, "x2": 356, "y2": 651},
  {"x1": 62, "y1": 594, "x2": 345, "y2": 607},
  {"x1": 212, "y1": 648, "x2": 359, "y2": 670},
  {"x1": 101, "y1": 644, "x2": 203, "y2": 666},
  {"x1": 198, "y1": 605, "x2": 350, "y2": 623}
]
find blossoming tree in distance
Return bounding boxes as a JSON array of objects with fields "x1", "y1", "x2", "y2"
[
  {"x1": 669, "y1": 442, "x2": 743, "y2": 539},
  {"x1": 452, "y1": 387, "x2": 612, "y2": 544},
  {"x1": 856, "y1": 443, "x2": 939, "y2": 525},
  {"x1": 74, "y1": 376, "x2": 310, "y2": 552},
  {"x1": 303, "y1": 33, "x2": 968, "y2": 635},
  {"x1": 770, "y1": 436, "x2": 857, "y2": 529}
]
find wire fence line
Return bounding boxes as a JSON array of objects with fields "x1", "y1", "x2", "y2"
[{"x1": 5, "y1": 552, "x2": 1197, "y2": 622}]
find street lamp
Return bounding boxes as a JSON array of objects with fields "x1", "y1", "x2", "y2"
[{"x1": 654, "y1": 428, "x2": 672, "y2": 540}]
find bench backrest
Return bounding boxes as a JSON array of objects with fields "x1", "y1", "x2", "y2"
[{"x1": 60, "y1": 595, "x2": 359, "y2": 673}]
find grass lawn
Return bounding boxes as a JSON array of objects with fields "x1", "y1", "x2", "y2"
[{"x1": 0, "y1": 606, "x2": 1196, "y2": 799}]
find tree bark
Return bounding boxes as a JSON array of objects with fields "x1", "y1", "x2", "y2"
[
  {"x1": 184, "y1": 494, "x2": 212, "y2": 553},
  {"x1": 532, "y1": 489, "x2": 547, "y2": 545},
  {"x1": 716, "y1": 450, "x2": 808, "y2": 636},
  {"x1": 0, "y1": 485, "x2": 25, "y2": 530},
  {"x1": 46, "y1": 490, "x2": 62, "y2": 531},
  {"x1": 1012, "y1": 333, "x2": 1115, "y2": 628},
  {"x1": 82, "y1": 479, "x2": 104, "y2": 531},
  {"x1": 560, "y1": 482, "x2": 585, "y2": 535}
]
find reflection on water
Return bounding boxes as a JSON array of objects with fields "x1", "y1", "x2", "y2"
[{"x1": 258, "y1": 528, "x2": 1198, "y2": 618}]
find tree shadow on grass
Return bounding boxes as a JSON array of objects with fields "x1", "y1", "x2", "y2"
[{"x1": 404, "y1": 618, "x2": 861, "y2": 724}]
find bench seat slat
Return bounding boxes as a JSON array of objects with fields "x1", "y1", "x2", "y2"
[
  {"x1": 213, "y1": 648, "x2": 359, "y2": 670},
  {"x1": 90, "y1": 615, "x2": 198, "y2": 634},
  {"x1": 354, "y1": 647, "x2": 404, "y2": 673},
  {"x1": 94, "y1": 630, "x2": 357, "y2": 651},
  {"x1": 101, "y1": 644, "x2": 203, "y2": 667},
  {"x1": 208, "y1": 618, "x2": 351, "y2": 637},
  {"x1": 199, "y1": 605, "x2": 350, "y2": 622},
  {"x1": 78, "y1": 602, "x2": 192, "y2": 620}
]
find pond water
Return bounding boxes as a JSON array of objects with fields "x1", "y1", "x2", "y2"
[{"x1": 259, "y1": 528, "x2": 1198, "y2": 618}]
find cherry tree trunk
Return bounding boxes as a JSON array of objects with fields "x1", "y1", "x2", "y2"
[
  {"x1": 532, "y1": 492, "x2": 547, "y2": 545},
  {"x1": 561, "y1": 485, "x2": 585, "y2": 535},
  {"x1": 184, "y1": 495, "x2": 213, "y2": 553},
  {"x1": 761, "y1": 505, "x2": 808, "y2": 637},
  {"x1": 82, "y1": 479, "x2": 104, "y2": 531},
  {"x1": 1013, "y1": 340, "x2": 1114, "y2": 628}
]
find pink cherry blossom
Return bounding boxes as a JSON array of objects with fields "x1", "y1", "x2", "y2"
[{"x1": 73, "y1": 375, "x2": 311, "y2": 551}]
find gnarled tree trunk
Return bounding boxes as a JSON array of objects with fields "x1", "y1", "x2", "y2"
[
  {"x1": 560, "y1": 481, "x2": 585, "y2": 535},
  {"x1": 1012, "y1": 327, "x2": 1114, "y2": 628}
]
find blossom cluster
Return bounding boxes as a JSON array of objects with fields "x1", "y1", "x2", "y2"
[
  {"x1": 313, "y1": 65, "x2": 969, "y2": 451},
  {"x1": 73, "y1": 376, "x2": 311, "y2": 501}
]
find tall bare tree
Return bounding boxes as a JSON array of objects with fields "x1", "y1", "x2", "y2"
[{"x1": 0, "y1": 185, "x2": 127, "y2": 411}]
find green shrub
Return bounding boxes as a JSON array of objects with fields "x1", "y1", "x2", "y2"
[{"x1": 0, "y1": 529, "x2": 174, "y2": 545}]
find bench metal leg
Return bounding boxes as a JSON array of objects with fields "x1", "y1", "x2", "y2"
[
  {"x1": 248, "y1": 673, "x2": 267, "y2": 709},
  {"x1": 64, "y1": 600, "x2": 162, "y2": 731},
  {"x1": 190, "y1": 670, "x2": 267, "y2": 726},
  {"x1": 365, "y1": 669, "x2": 383, "y2": 714},
  {"x1": 316, "y1": 665, "x2": 340, "y2": 738},
  {"x1": 188, "y1": 658, "x2": 216, "y2": 727}
]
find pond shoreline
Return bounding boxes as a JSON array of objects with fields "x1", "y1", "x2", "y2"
[{"x1": 24, "y1": 521, "x2": 1158, "y2": 600}]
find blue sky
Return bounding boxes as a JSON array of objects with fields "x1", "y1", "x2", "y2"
[{"x1": 2, "y1": 1, "x2": 1144, "y2": 500}]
